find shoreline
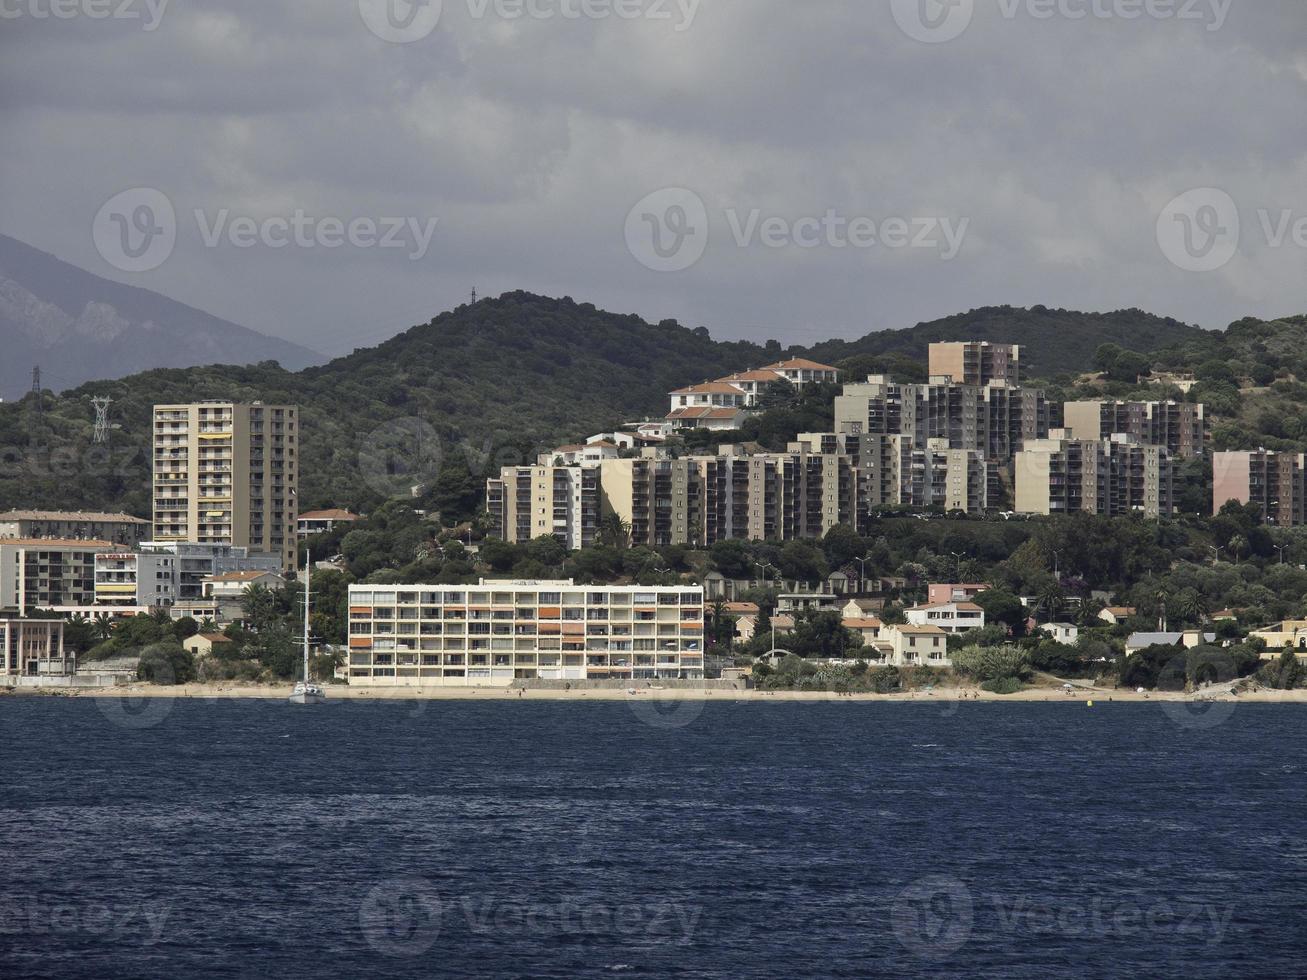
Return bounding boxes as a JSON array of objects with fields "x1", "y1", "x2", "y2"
[{"x1": 6, "y1": 682, "x2": 1306, "y2": 704}]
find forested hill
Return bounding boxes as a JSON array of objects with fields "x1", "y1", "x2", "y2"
[
  {"x1": 3, "y1": 291, "x2": 1285, "y2": 520},
  {"x1": 805, "y1": 305, "x2": 1212, "y2": 379}
]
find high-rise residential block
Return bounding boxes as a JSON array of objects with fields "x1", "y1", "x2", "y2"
[
  {"x1": 929, "y1": 342, "x2": 1021, "y2": 386},
  {"x1": 1015, "y1": 434, "x2": 1173, "y2": 518},
  {"x1": 152, "y1": 401, "x2": 299, "y2": 570},
  {"x1": 346, "y1": 580, "x2": 705, "y2": 686},
  {"x1": 1212, "y1": 450, "x2": 1306, "y2": 527},
  {"x1": 0, "y1": 539, "x2": 113, "y2": 610},
  {"x1": 485, "y1": 465, "x2": 600, "y2": 549},
  {"x1": 1062, "y1": 400, "x2": 1206, "y2": 460}
]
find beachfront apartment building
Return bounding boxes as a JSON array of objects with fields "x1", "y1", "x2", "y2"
[
  {"x1": 485, "y1": 465, "x2": 601, "y2": 549},
  {"x1": 152, "y1": 401, "x2": 298, "y2": 571},
  {"x1": 1062, "y1": 400, "x2": 1207, "y2": 460},
  {"x1": 345, "y1": 580, "x2": 705, "y2": 686},
  {"x1": 1014, "y1": 433, "x2": 1174, "y2": 519},
  {"x1": 0, "y1": 510, "x2": 149, "y2": 547},
  {"x1": 928, "y1": 342, "x2": 1021, "y2": 387},
  {"x1": 1212, "y1": 449, "x2": 1306, "y2": 527},
  {"x1": 0, "y1": 618, "x2": 73, "y2": 677},
  {"x1": 0, "y1": 539, "x2": 113, "y2": 611}
]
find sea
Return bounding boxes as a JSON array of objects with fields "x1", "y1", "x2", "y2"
[{"x1": 1, "y1": 695, "x2": 1304, "y2": 979}]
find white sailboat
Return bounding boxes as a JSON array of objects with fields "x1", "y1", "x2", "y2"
[{"x1": 288, "y1": 554, "x2": 326, "y2": 705}]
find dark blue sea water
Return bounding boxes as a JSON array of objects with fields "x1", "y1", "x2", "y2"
[{"x1": 1, "y1": 696, "x2": 1304, "y2": 979}]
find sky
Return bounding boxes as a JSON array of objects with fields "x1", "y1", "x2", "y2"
[{"x1": 1, "y1": 0, "x2": 1304, "y2": 359}]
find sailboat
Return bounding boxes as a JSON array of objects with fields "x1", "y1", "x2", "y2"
[{"x1": 288, "y1": 553, "x2": 326, "y2": 705}]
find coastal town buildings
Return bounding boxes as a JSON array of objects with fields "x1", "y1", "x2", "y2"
[
  {"x1": 1212, "y1": 449, "x2": 1306, "y2": 527},
  {"x1": 345, "y1": 580, "x2": 705, "y2": 686},
  {"x1": 0, "y1": 617, "x2": 73, "y2": 677},
  {"x1": 1062, "y1": 400, "x2": 1207, "y2": 460},
  {"x1": 0, "y1": 510, "x2": 149, "y2": 547},
  {"x1": 0, "y1": 539, "x2": 113, "y2": 611},
  {"x1": 905, "y1": 600, "x2": 986, "y2": 633},
  {"x1": 296, "y1": 509, "x2": 361, "y2": 539},
  {"x1": 152, "y1": 401, "x2": 299, "y2": 571},
  {"x1": 928, "y1": 341, "x2": 1021, "y2": 387},
  {"x1": 1014, "y1": 432, "x2": 1174, "y2": 518},
  {"x1": 485, "y1": 465, "x2": 601, "y2": 549}
]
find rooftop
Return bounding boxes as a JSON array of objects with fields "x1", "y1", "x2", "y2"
[
  {"x1": 0, "y1": 510, "x2": 148, "y2": 524},
  {"x1": 298, "y1": 509, "x2": 361, "y2": 522}
]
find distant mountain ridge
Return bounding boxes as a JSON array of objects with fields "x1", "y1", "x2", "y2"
[
  {"x1": 0, "y1": 291, "x2": 1240, "y2": 517},
  {"x1": 0, "y1": 233, "x2": 322, "y2": 399}
]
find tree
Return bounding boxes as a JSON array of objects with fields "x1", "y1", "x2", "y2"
[
  {"x1": 975, "y1": 588, "x2": 1027, "y2": 637},
  {"x1": 136, "y1": 642, "x2": 196, "y2": 685},
  {"x1": 952, "y1": 644, "x2": 1031, "y2": 683}
]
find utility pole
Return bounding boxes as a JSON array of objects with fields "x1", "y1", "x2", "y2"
[{"x1": 31, "y1": 366, "x2": 42, "y2": 422}]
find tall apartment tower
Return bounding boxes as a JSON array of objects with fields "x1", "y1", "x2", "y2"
[
  {"x1": 486, "y1": 465, "x2": 600, "y2": 550},
  {"x1": 152, "y1": 402, "x2": 299, "y2": 571},
  {"x1": 1063, "y1": 400, "x2": 1207, "y2": 460},
  {"x1": 1212, "y1": 450, "x2": 1306, "y2": 527},
  {"x1": 1014, "y1": 434, "x2": 1173, "y2": 519},
  {"x1": 929, "y1": 342, "x2": 1021, "y2": 387}
]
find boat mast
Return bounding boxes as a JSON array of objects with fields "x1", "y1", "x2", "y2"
[{"x1": 302, "y1": 552, "x2": 311, "y2": 684}]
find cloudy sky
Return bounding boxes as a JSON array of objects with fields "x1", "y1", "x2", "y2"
[{"x1": 2, "y1": 0, "x2": 1304, "y2": 358}]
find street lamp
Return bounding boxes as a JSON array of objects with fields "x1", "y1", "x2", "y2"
[
  {"x1": 949, "y1": 551, "x2": 965, "y2": 583},
  {"x1": 853, "y1": 554, "x2": 874, "y2": 591},
  {"x1": 1274, "y1": 544, "x2": 1288, "y2": 565}
]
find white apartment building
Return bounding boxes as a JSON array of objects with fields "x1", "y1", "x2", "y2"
[
  {"x1": 346, "y1": 579, "x2": 705, "y2": 687},
  {"x1": 94, "y1": 551, "x2": 179, "y2": 607},
  {"x1": 0, "y1": 618, "x2": 73, "y2": 677},
  {"x1": 905, "y1": 601, "x2": 986, "y2": 634},
  {"x1": 153, "y1": 401, "x2": 299, "y2": 570}
]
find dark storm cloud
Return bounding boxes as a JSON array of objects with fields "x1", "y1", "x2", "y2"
[{"x1": 1, "y1": 0, "x2": 1303, "y2": 355}]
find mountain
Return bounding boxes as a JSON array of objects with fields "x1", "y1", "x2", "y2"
[
  {"x1": 0, "y1": 291, "x2": 1266, "y2": 521},
  {"x1": 805, "y1": 305, "x2": 1212, "y2": 379},
  {"x1": 0, "y1": 233, "x2": 322, "y2": 400}
]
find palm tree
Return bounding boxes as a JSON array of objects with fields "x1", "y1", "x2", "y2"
[
  {"x1": 598, "y1": 513, "x2": 631, "y2": 550},
  {"x1": 92, "y1": 612, "x2": 116, "y2": 643}
]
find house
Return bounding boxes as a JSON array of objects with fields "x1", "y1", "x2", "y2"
[
  {"x1": 884, "y1": 623, "x2": 952, "y2": 668},
  {"x1": 842, "y1": 597, "x2": 885, "y2": 618},
  {"x1": 778, "y1": 592, "x2": 845, "y2": 615},
  {"x1": 1124, "y1": 631, "x2": 1216, "y2": 654},
  {"x1": 202, "y1": 570, "x2": 287, "y2": 622},
  {"x1": 1209, "y1": 609, "x2": 1238, "y2": 622},
  {"x1": 842, "y1": 617, "x2": 885, "y2": 645},
  {"x1": 665, "y1": 406, "x2": 748, "y2": 431},
  {"x1": 1249, "y1": 620, "x2": 1307, "y2": 653},
  {"x1": 760, "y1": 358, "x2": 840, "y2": 388},
  {"x1": 296, "y1": 509, "x2": 361, "y2": 539},
  {"x1": 715, "y1": 369, "x2": 787, "y2": 407},
  {"x1": 183, "y1": 632, "x2": 234, "y2": 657},
  {"x1": 905, "y1": 601, "x2": 985, "y2": 634},
  {"x1": 927, "y1": 583, "x2": 991, "y2": 605},
  {"x1": 1039, "y1": 622, "x2": 1080, "y2": 645},
  {"x1": 538, "y1": 442, "x2": 622, "y2": 466},
  {"x1": 1099, "y1": 606, "x2": 1137, "y2": 626}
]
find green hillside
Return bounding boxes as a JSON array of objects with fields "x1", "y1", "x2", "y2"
[
  {"x1": 2, "y1": 293, "x2": 1293, "y2": 522},
  {"x1": 805, "y1": 305, "x2": 1214, "y2": 379}
]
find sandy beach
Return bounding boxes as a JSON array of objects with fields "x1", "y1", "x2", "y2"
[{"x1": 7, "y1": 682, "x2": 1306, "y2": 704}]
